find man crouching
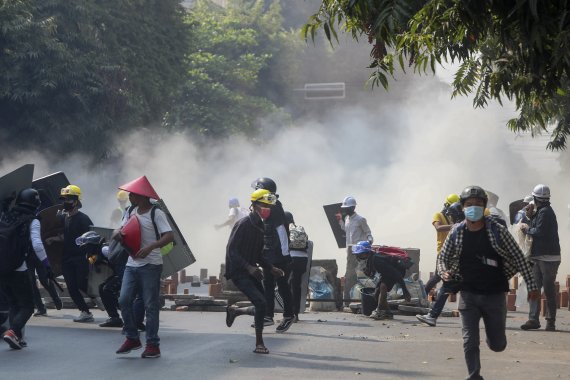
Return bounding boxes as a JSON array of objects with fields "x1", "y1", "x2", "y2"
[{"x1": 224, "y1": 189, "x2": 284, "y2": 354}]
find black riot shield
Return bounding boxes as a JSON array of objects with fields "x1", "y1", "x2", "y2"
[
  {"x1": 323, "y1": 203, "x2": 346, "y2": 249},
  {"x1": 39, "y1": 205, "x2": 65, "y2": 277},
  {"x1": 509, "y1": 199, "x2": 526, "y2": 225},
  {"x1": 0, "y1": 164, "x2": 34, "y2": 209},
  {"x1": 32, "y1": 171, "x2": 70, "y2": 210}
]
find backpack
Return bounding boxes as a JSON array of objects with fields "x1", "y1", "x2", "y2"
[
  {"x1": 289, "y1": 224, "x2": 309, "y2": 250},
  {"x1": 0, "y1": 213, "x2": 34, "y2": 275},
  {"x1": 370, "y1": 245, "x2": 414, "y2": 271}
]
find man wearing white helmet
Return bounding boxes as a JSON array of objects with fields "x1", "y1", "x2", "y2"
[
  {"x1": 215, "y1": 197, "x2": 248, "y2": 230},
  {"x1": 520, "y1": 184, "x2": 561, "y2": 332},
  {"x1": 337, "y1": 196, "x2": 373, "y2": 307}
]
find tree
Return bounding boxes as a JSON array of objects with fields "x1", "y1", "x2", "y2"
[
  {"x1": 303, "y1": 0, "x2": 570, "y2": 150},
  {"x1": 163, "y1": 0, "x2": 300, "y2": 137}
]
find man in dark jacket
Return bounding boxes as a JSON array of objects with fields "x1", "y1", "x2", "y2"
[
  {"x1": 520, "y1": 184, "x2": 561, "y2": 331},
  {"x1": 225, "y1": 188, "x2": 284, "y2": 354}
]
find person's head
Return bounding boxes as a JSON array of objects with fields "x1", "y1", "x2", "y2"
[
  {"x1": 522, "y1": 195, "x2": 533, "y2": 205},
  {"x1": 15, "y1": 188, "x2": 41, "y2": 212},
  {"x1": 128, "y1": 192, "x2": 151, "y2": 208},
  {"x1": 251, "y1": 177, "x2": 277, "y2": 194},
  {"x1": 75, "y1": 231, "x2": 104, "y2": 257},
  {"x1": 341, "y1": 196, "x2": 357, "y2": 216},
  {"x1": 459, "y1": 185, "x2": 488, "y2": 222},
  {"x1": 117, "y1": 190, "x2": 129, "y2": 208},
  {"x1": 284, "y1": 211, "x2": 295, "y2": 226},
  {"x1": 228, "y1": 197, "x2": 240, "y2": 209},
  {"x1": 250, "y1": 188, "x2": 276, "y2": 220},
  {"x1": 60, "y1": 185, "x2": 82, "y2": 212},
  {"x1": 352, "y1": 240, "x2": 372, "y2": 261},
  {"x1": 448, "y1": 201, "x2": 465, "y2": 223},
  {"x1": 532, "y1": 184, "x2": 550, "y2": 206},
  {"x1": 444, "y1": 193, "x2": 460, "y2": 208}
]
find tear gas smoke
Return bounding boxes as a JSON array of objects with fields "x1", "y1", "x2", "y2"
[{"x1": 1, "y1": 74, "x2": 569, "y2": 283}]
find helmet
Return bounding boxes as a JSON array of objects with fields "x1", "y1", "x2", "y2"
[
  {"x1": 352, "y1": 241, "x2": 372, "y2": 255},
  {"x1": 532, "y1": 184, "x2": 550, "y2": 199},
  {"x1": 251, "y1": 177, "x2": 277, "y2": 193},
  {"x1": 117, "y1": 190, "x2": 129, "y2": 202},
  {"x1": 523, "y1": 195, "x2": 534, "y2": 203},
  {"x1": 284, "y1": 211, "x2": 295, "y2": 225},
  {"x1": 341, "y1": 196, "x2": 357, "y2": 208},
  {"x1": 16, "y1": 188, "x2": 41, "y2": 209},
  {"x1": 60, "y1": 185, "x2": 82, "y2": 199},
  {"x1": 445, "y1": 193, "x2": 460, "y2": 205},
  {"x1": 75, "y1": 231, "x2": 104, "y2": 247},
  {"x1": 250, "y1": 189, "x2": 277, "y2": 205},
  {"x1": 228, "y1": 197, "x2": 240, "y2": 208},
  {"x1": 459, "y1": 186, "x2": 488, "y2": 205}
]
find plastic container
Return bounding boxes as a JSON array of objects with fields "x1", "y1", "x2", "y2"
[{"x1": 360, "y1": 287, "x2": 377, "y2": 316}]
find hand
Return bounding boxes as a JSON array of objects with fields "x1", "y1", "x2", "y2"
[
  {"x1": 527, "y1": 289, "x2": 541, "y2": 301},
  {"x1": 271, "y1": 266, "x2": 285, "y2": 278},
  {"x1": 520, "y1": 223, "x2": 529, "y2": 233},
  {"x1": 135, "y1": 245, "x2": 154, "y2": 259},
  {"x1": 247, "y1": 265, "x2": 263, "y2": 281},
  {"x1": 441, "y1": 271, "x2": 452, "y2": 281}
]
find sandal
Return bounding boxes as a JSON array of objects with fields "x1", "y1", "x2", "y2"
[{"x1": 253, "y1": 345, "x2": 269, "y2": 354}]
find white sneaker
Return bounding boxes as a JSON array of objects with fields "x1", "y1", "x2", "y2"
[
  {"x1": 73, "y1": 311, "x2": 94, "y2": 323},
  {"x1": 416, "y1": 313, "x2": 436, "y2": 327}
]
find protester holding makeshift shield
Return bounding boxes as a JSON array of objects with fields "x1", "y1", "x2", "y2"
[
  {"x1": 0, "y1": 188, "x2": 53, "y2": 349},
  {"x1": 114, "y1": 176, "x2": 173, "y2": 359}
]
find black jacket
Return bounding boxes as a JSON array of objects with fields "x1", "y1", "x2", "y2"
[
  {"x1": 527, "y1": 204, "x2": 560, "y2": 257},
  {"x1": 225, "y1": 212, "x2": 271, "y2": 279}
]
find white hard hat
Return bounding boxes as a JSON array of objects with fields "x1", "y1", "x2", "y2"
[
  {"x1": 341, "y1": 196, "x2": 357, "y2": 208},
  {"x1": 523, "y1": 195, "x2": 533, "y2": 203},
  {"x1": 532, "y1": 184, "x2": 550, "y2": 199},
  {"x1": 228, "y1": 197, "x2": 240, "y2": 208}
]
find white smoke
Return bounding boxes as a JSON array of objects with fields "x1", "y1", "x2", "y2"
[{"x1": 2, "y1": 73, "x2": 569, "y2": 284}]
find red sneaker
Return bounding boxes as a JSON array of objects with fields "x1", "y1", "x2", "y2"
[
  {"x1": 141, "y1": 344, "x2": 161, "y2": 358},
  {"x1": 116, "y1": 338, "x2": 142, "y2": 354},
  {"x1": 3, "y1": 330, "x2": 22, "y2": 350}
]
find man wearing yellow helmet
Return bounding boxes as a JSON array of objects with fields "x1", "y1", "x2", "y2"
[
  {"x1": 224, "y1": 188, "x2": 285, "y2": 355},
  {"x1": 46, "y1": 184, "x2": 94, "y2": 323},
  {"x1": 110, "y1": 190, "x2": 129, "y2": 228}
]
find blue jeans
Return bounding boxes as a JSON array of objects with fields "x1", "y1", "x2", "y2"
[
  {"x1": 119, "y1": 264, "x2": 162, "y2": 345},
  {"x1": 528, "y1": 260, "x2": 560, "y2": 321},
  {"x1": 459, "y1": 291, "x2": 507, "y2": 380},
  {"x1": 429, "y1": 286, "x2": 450, "y2": 318}
]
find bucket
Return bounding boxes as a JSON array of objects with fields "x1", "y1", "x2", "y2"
[{"x1": 360, "y1": 287, "x2": 377, "y2": 316}]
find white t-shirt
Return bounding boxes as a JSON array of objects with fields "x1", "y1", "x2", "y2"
[
  {"x1": 123, "y1": 206, "x2": 172, "y2": 267},
  {"x1": 228, "y1": 207, "x2": 248, "y2": 227}
]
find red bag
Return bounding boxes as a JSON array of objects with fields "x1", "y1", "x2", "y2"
[{"x1": 121, "y1": 215, "x2": 141, "y2": 256}]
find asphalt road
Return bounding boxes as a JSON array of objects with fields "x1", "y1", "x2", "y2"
[{"x1": 1, "y1": 306, "x2": 569, "y2": 380}]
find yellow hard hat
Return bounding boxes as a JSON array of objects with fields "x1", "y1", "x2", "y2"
[
  {"x1": 445, "y1": 193, "x2": 460, "y2": 205},
  {"x1": 60, "y1": 185, "x2": 82, "y2": 199},
  {"x1": 116, "y1": 190, "x2": 129, "y2": 202},
  {"x1": 250, "y1": 189, "x2": 276, "y2": 205}
]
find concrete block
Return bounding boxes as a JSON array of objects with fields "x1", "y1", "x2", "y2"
[
  {"x1": 559, "y1": 290, "x2": 568, "y2": 308},
  {"x1": 512, "y1": 276, "x2": 518, "y2": 290},
  {"x1": 209, "y1": 283, "x2": 222, "y2": 298},
  {"x1": 209, "y1": 276, "x2": 218, "y2": 285},
  {"x1": 507, "y1": 293, "x2": 516, "y2": 311}
]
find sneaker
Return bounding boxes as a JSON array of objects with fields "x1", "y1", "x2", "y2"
[
  {"x1": 141, "y1": 344, "x2": 161, "y2": 358},
  {"x1": 293, "y1": 314, "x2": 299, "y2": 323},
  {"x1": 416, "y1": 313, "x2": 437, "y2": 327},
  {"x1": 226, "y1": 306, "x2": 237, "y2": 328},
  {"x1": 545, "y1": 320, "x2": 556, "y2": 332},
  {"x1": 520, "y1": 319, "x2": 541, "y2": 330},
  {"x1": 250, "y1": 316, "x2": 274, "y2": 328},
  {"x1": 33, "y1": 309, "x2": 48, "y2": 317},
  {"x1": 116, "y1": 338, "x2": 142, "y2": 354},
  {"x1": 53, "y1": 296, "x2": 63, "y2": 310},
  {"x1": 19, "y1": 340, "x2": 27, "y2": 348},
  {"x1": 276, "y1": 317, "x2": 294, "y2": 333},
  {"x1": 73, "y1": 311, "x2": 94, "y2": 323},
  {"x1": 3, "y1": 330, "x2": 22, "y2": 350},
  {"x1": 371, "y1": 310, "x2": 393, "y2": 320},
  {"x1": 99, "y1": 317, "x2": 124, "y2": 328}
]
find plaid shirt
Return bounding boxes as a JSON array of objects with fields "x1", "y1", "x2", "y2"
[{"x1": 437, "y1": 216, "x2": 537, "y2": 292}]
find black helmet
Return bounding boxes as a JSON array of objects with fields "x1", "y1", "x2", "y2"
[
  {"x1": 251, "y1": 177, "x2": 277, "y2": 193},
  {"x1": 459, "y1": 186, "x2": 488, "y2": 205},
  {"x1": 75, "y1": 231, "x2": 104, "y2": 247},
  {"x1": 284, "y1": 211, "x2": 295, "y2": 225},
  {"x1": 16, "y1": 188, "x2": 41, "y2": 210}
]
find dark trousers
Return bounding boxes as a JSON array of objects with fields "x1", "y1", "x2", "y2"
[
  {"x1": 100, "y1": 275, "x2": 144, "y2": 322},
  {"x1": 528, "y1": 260, "x2": 560, "y2": 321},
  {"x1": 62, "y1": 256, "x2": 90, "y2": 312},
  {"x1": 28, "y1": 259, "x2": 60, "y2": 312},
  {"x1": 232, "y1": 273, "x2": 266, "y2": 332},
  {"x1": 459, "y1": 291, "x2": 507, "y2": 380},
  {"x1": 289, "y1": 257, "x2": 308, "y2": 316},
  {"x1": 0, "y1": 271, "x2": 35, "y2": 338},
  {"x1": 263, "y1": 260, "x2": 293, "y2": 319},
  {"x1": 424, "y1": 269, "x2": 441, "y2": 294}
]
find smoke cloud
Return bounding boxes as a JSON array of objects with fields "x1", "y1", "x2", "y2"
[{"x1": 2, "y1": 72, "x2": 569, "y2": 283}]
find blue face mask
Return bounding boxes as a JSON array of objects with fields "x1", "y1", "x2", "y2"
[{"x1": 464, "y1": 206, "x2": 484, "y2": 222}]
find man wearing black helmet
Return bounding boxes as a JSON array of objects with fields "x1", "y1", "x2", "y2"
[
  {"x1": 438, "y1": 185, "x2": 539, "y2": 380},
  {"x1": 251, "y1": 177, "x2": 295, "y2": 333},
  {"x1": 519, "y1": 184, "x2": 561, "y2": 332},
  {"x1": 0, "y1": 188, "x2": 53, "y2": 349}
]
